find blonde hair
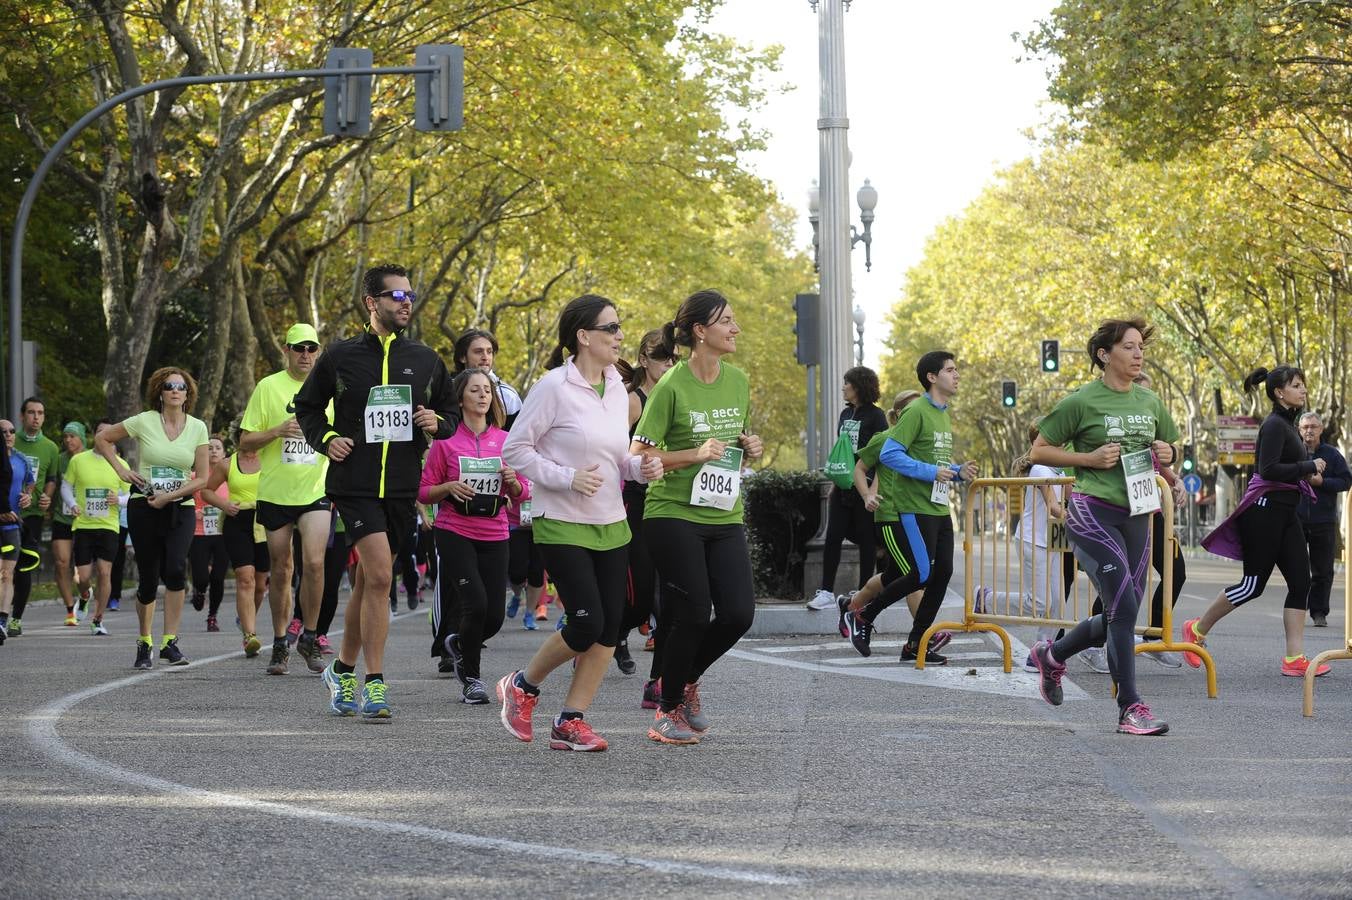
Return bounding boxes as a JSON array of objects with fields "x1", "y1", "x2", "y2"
[
  {"x1": 1012, "y1": 419, "x2": 1044, "y2": 476},
  {"x1": 886, "y1": 389, "x2": 922, "y2": 426}
]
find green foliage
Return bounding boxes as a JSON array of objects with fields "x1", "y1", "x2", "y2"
[{"x1": 743, "y1": 469, "x2": 822, "y2": 599}]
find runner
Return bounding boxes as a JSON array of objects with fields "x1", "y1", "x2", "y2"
[
  {"x1": 631, "y1": 289, "x2": 763, "y2": 745},
  {"x1": 11, "y1": 398, "x2": 59, "y2": 634},
  {"x1": 420, "y1": 367, "x2": 527, "y2": 703},
  {"x1": 52, "y1": 424, "x2": 85, "y2": 624},
  {"x1": 0, "y1": 420, "x2": 35, "y2": 642},
  {"x1": 1027, "y1": 318, "x2": 1178, "y2": 736},
  {"x1": 240, "y1": 323, "x2": 332, "y2": 675},
  {"x1": 506, "y1": 500, "x2": 545, "y2": 631},
  {"x1": 497, "y1": 294, "x2": 662, "y2": 750},
  {"x1": 841, "y1": 351, "x2": 979, "y2": 666},
  {"x1": 1295, "y1": 411, "x2": 1350, "y2": 628},
  {"x1": 454, "y1": 328, "x2": 524, "y2": 428},
  {"x1": 808, "y1": 366, "x2": 888, "y2": 611},
  {"x1": 1188, "y1": 366, "x2": 1331, "y2": 677},
  {"x1": 295, "y1": 264, "x2": 459, "y2": 720},
  {"x1": 203, "y1": 442, "x2": 270, "y2": 659},
  {"x1": 95, "y1": 367, "x2": 211, "y2": 669},
  {"x1": 188, "y1": 435, "x2": 229, "y2": 630},
  {"x1": 61, "y1": 419, "x2": 128, "y2": 636}
]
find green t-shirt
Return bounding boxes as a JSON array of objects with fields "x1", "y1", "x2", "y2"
[
  {"x1": 1036, "y1": 380, "x2": 1180, "y2": 509},
  {"x1": 65, "y1": 449, "x2": 127, "y2": 532},
  {"x1": 532, "y1": 517, "x2": 630, "y2": 551},
  {"x1": 634, "y1": 360, "x2": 752, "y2": 526},
  {"x1": 122, "y1": 410, "x2": 210, "y2": 507},
  {"x1": 239, "y1": 369, "x2": 331, "y2": 506},
  {"x1": 856, "y1": 396, "x2": 955, "y2": 518},
  {"x1": 16, "y1": 431, "x2": 59, "y2": 519}
]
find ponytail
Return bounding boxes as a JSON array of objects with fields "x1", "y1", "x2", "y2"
[
  {"x1": 1242, "y1": 364, "x2": 1305, "y2": 404},
  {"x1": 545, "y1": 293, "x2": 616, "y2": 371},
  {"x1": 1242, "y1": 367, "x2": 1269, "y2": 395}
]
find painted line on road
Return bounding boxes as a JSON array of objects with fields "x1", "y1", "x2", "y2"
[
  {"x1": 26, "y1": 614, "x2": 801, "y2": 887},
  {"x1": 755, "y1": 636, "x2": 985, "y2": 654}
]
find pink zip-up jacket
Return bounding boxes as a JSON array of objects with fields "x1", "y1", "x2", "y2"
[
  {"x1": 502, "y1": 359, "x2": 649, "y2": 526},
  {"x1": 418, "y1": 422, "x2": 529, "y2": 542}
]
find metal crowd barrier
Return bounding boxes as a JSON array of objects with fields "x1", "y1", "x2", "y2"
[
  {"x1": 1303, "y1": 493, "x2": 1351, "y2": 717},
  {"x1": 915, "y1": 475, "x2": 1218, "y2": 699}
]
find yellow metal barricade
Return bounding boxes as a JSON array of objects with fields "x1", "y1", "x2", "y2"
[
  {"x1": 915, "y1": 475, "x2": 1218, "y2": 698},
  {"x1": 1303, "y1": 493, "x2": 1352, "y2": 717}
]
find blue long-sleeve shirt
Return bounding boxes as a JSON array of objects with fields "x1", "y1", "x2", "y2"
[
  {"x1": 1297, "y1": 442, "x2": 1351, "y2": 526},
  {"x1": 878, "y1": 438, "x2": 961, "y2": 483}
]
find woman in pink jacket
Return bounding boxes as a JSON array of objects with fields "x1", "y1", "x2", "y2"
[
  {"x1": 496, "y1": 294, "x2": 663, "y2": 752},
  {"x1": 419, "y1": 368, "x2": 528, "y2": 705}
]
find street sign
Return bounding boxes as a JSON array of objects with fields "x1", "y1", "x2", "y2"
[
  {"x1": 1182, "y1": 473, "x2": 1202, "y2": 494},
  {"x1": 1216, "y1": 414, "x2": 1259, "y2": 465}
]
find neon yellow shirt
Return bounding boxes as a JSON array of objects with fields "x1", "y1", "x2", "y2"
[
  {"x1": 240, "y1": 369, "x2": 331, "y2": 505},
  {"x1": 65, "y1": 449, "x2": 127, "y2": 532}
]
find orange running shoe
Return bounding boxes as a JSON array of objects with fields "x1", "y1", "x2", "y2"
[
  {"x1": 1181, "y1": 618, "x2": 1205, "y2": 669},
  {"x1": 549, "y1": 716, "x2": 608, "y2": 752},
  {"x1": 1280, "y1": 655, "x2": 1331, "y2": 678}
]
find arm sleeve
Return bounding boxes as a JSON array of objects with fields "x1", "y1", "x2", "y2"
[
  {"x1": 1256, "y1": 417, "x2": 1315, "y2": 482},
  {"x1": 501, "y1": 380, "x2": 575, "y2": 491},
  {"x1": 417, "y1": 441, "x2": 449, "y2": 505},
  {"x1": 294, "y1": 352, "x2": 338, "y2": 452},
  {"x1": 61, "y1": 479, "x2": 76, "y2": 510},
  {"x1": 878, "y1": 437, "x2": 941, "y2": 483}
]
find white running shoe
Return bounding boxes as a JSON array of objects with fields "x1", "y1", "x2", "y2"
[
  {"x1": 806, "y1": 589, "x2": 836, "y2": 611},
  {"x1": 1079, "y1": 646, "x2": 1110, "y2": 673}
]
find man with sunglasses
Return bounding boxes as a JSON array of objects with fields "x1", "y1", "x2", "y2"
[
  {"x1": 240, "y1": 323, "x2": 333, "y2": 676},
  {"x1": 295, "y1": 264, "x2": 460, "y2": 720}
]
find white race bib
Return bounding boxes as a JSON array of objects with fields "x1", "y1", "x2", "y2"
[
  {"x1": 930, "y1": 477, "x2": 951, "y2": 505},
  {"x1": 518, "y1": 499, "x2": 533, "y2": 527},
  {"x1": 840, "y1": 419, "x2": 862, "y2": 452},
  {"x1": 203, "y1": 505, "x2": 222, "y2": 535},
  {"x1": 690, "y1": 447, "x2": 744, "y2": 511},
  {"x1": 1122, "y1": 448, "x2": 1161, "y2": 517},
  {"x1": 281, "y1": 436, "x2": 317, "y2": 465},
  {"x1": 364, "y1": 385, "x2": 413, "y2": 443},
  {"x1": 459, "y1": 456, "x2": 502, "y2": 496},
  {"x1": 150, "y1": 465, "x2": 185, "y2": 496},
  {"x1": 84, "y1": 487, "x2": 111, "y2": 519}
]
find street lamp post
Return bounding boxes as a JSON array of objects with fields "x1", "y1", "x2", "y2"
[{"x1": 853, "y1": 303, "x2": 866, "y2": 366}]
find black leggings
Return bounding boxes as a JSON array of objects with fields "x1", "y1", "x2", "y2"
[
  {"x1": 109, "y1": 527, "x2": 128, "y2": 601},
  {"x1": 538, "y1": 540, "x2": 628, "y2": 653},
  {"x1": 1225, "y1": 496, "x2": 1309, "y2": 610},
  {"x1": 623, "y1": 483, "x2": 657, "y2": 631},
  {"x1": 507, "y1": 527, "x2": 545, "y2": 588},
  {"x1": 389, "y1": 526, "x2": 420, "y2": 607},
  {"x1": 646, "y1": 518, "x2": 755, "y2": 711},
  {"x1": 128, "y1": 499, "x2": 195, "y2": 602},
  {"x1": 859, "y1": 513, "x2": 954, "y2": 645},
  {"x1": 820, "y1": 487, "x2": 877, "y2": 592},
  {"x1": 431, "y1": 529, "x2": 509, "y2": 679},
  {"x1": 1051, "y1": 495, "x2": 1150, "y2": 711},
  {"x1": 189, "y1": 534, "x2": 228, "y2": 615},
  {"x1": 294, "y1": 524, "x2": 347, "y2": 635},
  {"x1": 11, "y1": 516, "x2": 43, "y2": 619}
]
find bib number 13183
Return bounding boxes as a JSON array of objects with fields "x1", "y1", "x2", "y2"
[
  {"x1": 691, "y1": 447, "x2": 744, "y2": 511},
  {"x1": 1122, "y1": 448, "x2": 1161, "y2": 517},
  {"x1": 364, "y1": 385, "x2": 413, "y2": 443}
]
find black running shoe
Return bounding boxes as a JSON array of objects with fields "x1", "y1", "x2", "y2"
[
  {"x1": 614, "y1": 640, "x2": 637, "y2": 675},
  {"x1": 296, "y1": 635, "x2": 326, "y2": 674},
  {"x1": 160, "y1": 638, "x2": 189, "y2": 667},
  {"x1": 437, "y1": 653, "x2": 456, "y2": 675},
  {"x1": 134, "y1": 640, "x2": 153, "y2": 670},
  {"x1": 900, "y1": 640, "x2": 948, "y2": 666},
  {"x1": 190, "y1": 591, "x2": 206, "y2": 612},
  {"x1": 844, "y1": 610, "x2": 873, "y2": 658}
]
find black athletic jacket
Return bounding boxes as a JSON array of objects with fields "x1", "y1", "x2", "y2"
[
  {"x1": 1255, "y1": 404, "x2": 1316, "y2": 507},
  {"x1": 295, "y1": 327, "x2": 460, "y2": 500}
]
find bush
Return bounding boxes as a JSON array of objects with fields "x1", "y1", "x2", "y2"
[{"x1": 743, "y1": 469, "x2": 823, "y2": 598}]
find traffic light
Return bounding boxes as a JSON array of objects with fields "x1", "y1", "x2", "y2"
[
  {"x1": 1001, "y1": 380, "x2": 1017, "y2": 408},
  {"x1": 1181, "y1": 444, "x2": 1196, "y2": 473},
  {"x1": 1041, "y1": 339, "x2": 1060, "y2": 372},
  {"x1": 414, "y1": 44, "x2": 464, "y2": 132},
  {"x1": 322, "y1": 48, "x2": 373, "y2": 136},
  {"x1": 793, "y1": 293, "x2": 820, "y2": 365}
]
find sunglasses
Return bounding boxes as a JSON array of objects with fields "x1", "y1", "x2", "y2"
[
  {"x1": 162, "y1": 382, "x2": 188, "y2": 392},
  {"x1": 374, "y1": 289, "x2": 417, "y2": 303},
  {"x1": 587, "y1": 323, "x2": 623, "y2": 335},
  {"x1": 289, "y1": 343, "x2": 319, "y2": 353}
]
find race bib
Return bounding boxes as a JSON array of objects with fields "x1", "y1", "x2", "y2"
[
  {"x1": 840, "y1": 419, "x2": 862, "y2": 452},
  {"x1": 150, "y1": 465, "x2": 185, "y2": 496},
  {"x1": 1122, "y1": 448, "x2": 1161, "y2": 517},
  {"x1": 930, "y1": 478, "x2": 951, "y2": 505},
  {"x1": 203, "y1": 505, "x2": 222, "y2": 535},
  {"x1": 518, "y1": 500, "x2": 533, "y2": 527},
  {"x1": 84, "y1": 487, "x2": 111, "y2": 519},
  {"x1": 459, "y1": 456, "x2": 502, "y2": 496},
  {"x1": 364, "y1": 385, "x2": 413, "y2": 443},
  {"x1": 691, "y1": 447, "x2": 743, "y2": 511},
  {"x1": 281, "y1": 436, "x2": 317, "y2": 465}
]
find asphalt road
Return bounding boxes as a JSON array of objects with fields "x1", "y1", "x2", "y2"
[{"x1": 3, "y1": 554, "x2": 1348, "y2": 898}]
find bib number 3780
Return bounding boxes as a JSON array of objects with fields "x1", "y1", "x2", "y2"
[
  {"x1": 364, "y1": 385, "x2": 413, "y2": 443},
  {"x1": 1122, "y1": 448, "x2": 1161, "y2": 517},
  {"x1": 691, "y1": 447, "x2": 744, "y2": 511}
]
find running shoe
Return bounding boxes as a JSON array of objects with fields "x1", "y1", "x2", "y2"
[
  {"x1": 242, "y1": 632, "x2": 262, "y2": 658},
  {"x1": 316, "y1": 634, "x2": 334, "y2": 655},
  {"x1": 806, "y1": 588, "x2": 835, "y2": 611},
  {"x1": 614, "y1": 640, "x2": 636, "y2": 675},
  {"x1": 647, "y1": 707, "x2": 699, "y2": 745},
  {"x1": 497, "y1": 671, "x2": 538, "y2": 741},
  {"x1": 107, "y1": 598, "x2": 120, "y2": 611},
  {"x1": 160, "y1": 638, "x2": 189, "y2": 667},
  {"x1": 78, "y1": 592, "x2": 90, "y2": 618},
  {"x1": 522, "y1": 611, "x2": 537, "y2": 631},
  {"x1": 641, "y1": 678, "x2": 662, "y2": 710},
  {"x1": 134, "y1": 640, "x2": 153, "y2": 670},
  {"x1": 1312, "y1": 615, "x2": 1328, "y2": 628},
  {"x1": 1030, "y1": 640, "x2": 1065, "y2": 706},
  {"x1": 266, "y1": 644, "x2": 289, "y2": 675},
  {"x1": 443, "y1": 633, "x2": 466, "y2": 685},
  {"x1": 206, "y1": 615, "x2": 220, "y2": 633},
  {"x1": 844, "y1": 609, "x2": 873, "y2": 657},
  {"x1": 191, "y1": 590, "x2": 206, "y2": 612},
  {"x1": 407, "y1": 589, "x2": 420, "y2": 612},
  {"x1": 360, "y1": 679, "x2": 392, "y2": 720},
  {"x1": 836, "y1": 593, "x2": 852, "y2": 639},
  {"x1": 506, "y1": 593, "x2": 521, "y2": 618},
  {"x1": 555, "y1": 613, "x2": 566, "y2": 632},
  {"x1": 1117, "y1": 702, "x2": 1169, "y2": 736},
  {"x1": 285, "y1": 617, "x2": 303, "y2": 647},
  {"x1": 638, "y1": 620, "x2": 651, "y2": 636},
  {"x1": 1143, "y1": 649, "x2": 1183, "y2": 668},
  {"x1": 296, "y1": 634, "x2": 326, "y2": 674},
  {"x1": 900, "y1": 641, "x2": 948, "y2": 666},
  {"x1": 7, "y1": 618, "x2": 22, "y2": 637},
  {"x1": 1079, "y1": 646, "x2": 1111, "y2": 674},
  {"x1": 64, "y1": 610, "x2": 78, "y2": 627},
  {"x1": 462, "y1": 678, "x2": 489, "y2": 705},
  {"x1": 534, "y1": 603, "x2": 549, "y2": 621},
  {"x1": 644, "y1": 634, "x2": 656, "y2": 652},
  {"x1": 437, "y1": 653, "x2": 456, "y2": 675},
  {"x1": 682, "y1": 681, "x2": 709, "y2": 733},
  {"x1": 91, "y1": 620, "x2": 109, "y2": 636},
  {"x1": 550, "y1": 716, "x2": 608, "y2": 752},
  {"x1": 1181, "y1": 618, "x2": 1205, "y2": 669},
  {"x1": 972, "y1": 585, "x2": 992, "y2": 614},
  {"x1": 1280, "y1": 655, "x2": 1332, "y2": 678},
  {"x1": 322, "y1": 662, "x2": 359, "y2": 716},
  {"x1": 930, "y1": 631, "x2": 954, "y2": 652}
]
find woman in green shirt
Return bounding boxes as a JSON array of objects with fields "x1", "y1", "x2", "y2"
[{"x1": 96, "y1": 367, "x2": 210, "y2": 670}]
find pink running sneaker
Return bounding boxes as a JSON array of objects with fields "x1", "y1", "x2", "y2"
[
  {"x1": 316, "y1": 634, "x2": 334, "y2": 655},
  {"x1": 1280, "y1": 655, "x2": 1331, "y2": 678},
  {"x1": 549, "y1": 717, "x2": 608, "y2": 751},
  {"x1": 1181, "y1": 618, "x2": 1205, "y2": 669},
  {"x1": 285, "y1": 617, "x2": 303, "y2": 647},
  {"x1": 496, "y1": 671, "x2": 538, "y2": 742},
  {"x1": 1117, "y1": 702, "x2": 1169, "y2": 736}
]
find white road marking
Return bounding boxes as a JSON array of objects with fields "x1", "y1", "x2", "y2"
[{"x1": 25, "y1": 614, "x2": 800, "y2": 887}]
